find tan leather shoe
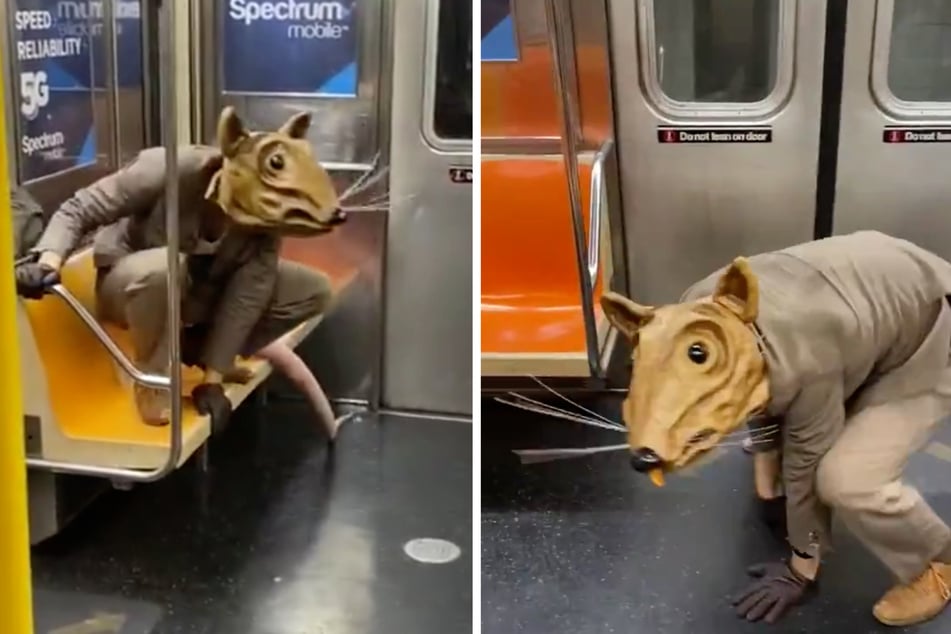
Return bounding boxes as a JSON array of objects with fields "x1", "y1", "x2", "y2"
[
  {"x1": 873, "y1": 563, "x2": 951, "y2": 626},
  {"x1": 222, "y1": 364, "x2": 254, "y2": 384},
  {"x1": 134, "y1": 384, "x2": 170, "y2": 426}
]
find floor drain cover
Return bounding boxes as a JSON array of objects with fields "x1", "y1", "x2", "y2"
[{"x1": 403, "y1": 538, "x2": 461, "y2": 564}]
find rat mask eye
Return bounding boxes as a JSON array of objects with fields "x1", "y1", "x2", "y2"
[
  {"x1": 687, "y1": 342, "x2": 708, "y2": 364},
  {"x1": 268, "y1": 154, "x2": 285, "y2": 170}
]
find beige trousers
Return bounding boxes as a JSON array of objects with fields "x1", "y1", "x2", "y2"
[
  {"x1": 94, "y1": 247, "x2": 332, "y2": 373},
  {"x1": 815, "y1": 384, "x2": 951, "y2": 583}
]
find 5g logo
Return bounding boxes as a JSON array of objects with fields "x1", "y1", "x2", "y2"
[{"x1": 20, "y1": 71, "x2": 50, "y2": 120}]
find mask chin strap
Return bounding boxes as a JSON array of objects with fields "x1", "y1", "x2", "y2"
[
  {"x1": 205, "y1": 170, "x2": 253, "y2": 227},
  {"x1": 744, "y1": 320, "x2": 771, "y2": 420},
  {"x1": 204, "y1": 168, "x2": 222, "y2": 202},
  {"x1": 749, "y1": 320, "x2": 768, "y2": 355},
  {"x1": 204, "y1": 169, "x2": 243, "y2": 222}
]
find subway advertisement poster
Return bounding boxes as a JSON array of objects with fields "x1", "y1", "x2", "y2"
[
  {"x1": 481, "y1": 0, "x2": 517, "y2": 62},
  {"x1": 222, "y1": 0, "x2": 359, "y2": 97},
  {"x1": 12, "y1": 0, "x2": 99, "y2": 182}
]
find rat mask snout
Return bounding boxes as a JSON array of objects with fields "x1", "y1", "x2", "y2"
[
  {"x1": 629, "y1": 447, "x2": 663, "y2": 472},
  {"x1": 629, "y1": 448, "x2": 667, "y2": 487}
]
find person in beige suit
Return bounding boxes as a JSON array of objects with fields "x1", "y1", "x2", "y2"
[
  {"x1": 604, "y1": 230, "x2": 951, "y2": 627},
  {"x1": 15, "y1": 107, "x2": 349, "y2": 439}
]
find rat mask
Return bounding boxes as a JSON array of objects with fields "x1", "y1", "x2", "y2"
[
  {"x1": 206, "y1": 106, "x2": 345, "y2": 236},
  {"x1": 601, "y1": 257, "x2": 770, "y2": 485}
]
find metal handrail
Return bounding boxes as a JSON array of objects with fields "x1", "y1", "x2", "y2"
[
  {"x1": 26, "y1": 284, "x2": 182, "y2": 482},
  {"x1": 587, "y1": 139, "x2": 613, "y2": 288},
  {"x1": 48, "y1": 284, "x2": 169, "y2": 389},
  {"x1": 26, "y1": 0, "x2": 184, "y2": 482},
  {"x1": 544, "y1": 0, "x2": 601, "y2": 378}
]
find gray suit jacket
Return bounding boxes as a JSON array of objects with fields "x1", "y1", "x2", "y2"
[
  {"x1": 681, "y1": 230, "x2": 951, "y2": 558},
  {"x1": 32, "y1": 145, "x2": 282, "y2": 373}
]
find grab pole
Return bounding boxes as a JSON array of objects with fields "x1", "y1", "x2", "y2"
[
  {"x1": 159, "y1": 0, "x2": 184, "y2": 460},
  {"x1": 0, "y1": 41, "x2": 36, "y2": 634},
  {"x1": 544, "y1": 0, "x2": 601, "y2": 377}
]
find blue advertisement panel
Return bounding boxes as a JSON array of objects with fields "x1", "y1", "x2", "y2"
[
  {"x1": 113, "y1": 0, "x2": 143, "y2": 88},
  {"x1": 481, "y1": 0, "x2": 517, "y2": 62},
  {"x1": 54, "y1": 0, "x2": 143, "y2": 90},
  {"x1": 12, "y1": 1, "x2": 97, "y2": 182},
  {"x1": 89, "y1": 0, "x2": 144, "y2": 89},
  {"x1": 222, "y1": 0, "x2": 359, "y2": 97}
]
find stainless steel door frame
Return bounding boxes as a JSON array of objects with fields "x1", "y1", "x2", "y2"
[
  {"x1": 832, "y1": 0, "x2": 951, "y2": 261},
  {"x1": 383, "y1": 0, "x2": 472, "y2": 416},
  {"x1": 606, "y1": 0, "x2": 828, "y2": 305}
]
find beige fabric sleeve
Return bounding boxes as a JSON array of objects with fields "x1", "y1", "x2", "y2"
[
  {"x1": 781, "y1": 380, "x2": 845, "y2": 558},
  {"x1": 32, "y1": 148, "x2": 166, "y2": 259}
]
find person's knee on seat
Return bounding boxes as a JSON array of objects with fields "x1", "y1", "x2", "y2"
[
  {"x1": 304, "y1": 278, "x2": 333, "y2": 320},
  {"x1": 274, "y1": 271, "x2": 333, "y2": 323},
  {"x1": 304, "y1": 269, "x2": 334, "y2": 315}
]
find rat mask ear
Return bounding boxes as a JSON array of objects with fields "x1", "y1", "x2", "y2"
[
  {"x1": 217, "y1": 106, "x2": 250, "y2": 159},
  {"x1": 713, "y1": 257, "x2": 759, "y2": 323},
  {"x1": 601, "y1": 292, "x2": 655, "y2": 341},
  {"x1": 278, "y1": 111, "x2": 312, "y2": 139}
]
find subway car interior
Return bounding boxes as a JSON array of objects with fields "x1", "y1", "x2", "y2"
[
  {"x1": 1, "y1": 0, "x2": 472, "y2": 632},
  {"x1": 482, "y1": 0, "x2": 951, "y2": 632}
]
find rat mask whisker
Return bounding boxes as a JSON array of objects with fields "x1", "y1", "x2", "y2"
[
  {"x1": 505, "y1": 392, "x2": 626, "y2": 431},
  {"x1": 527, "y1": 375, "x2": 624, "y2": 428},
  {"x1": 494, "y1": 397, "x2": 626, "y2": 433}
]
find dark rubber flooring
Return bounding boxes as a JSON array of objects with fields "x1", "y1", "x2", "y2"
[
  {"x1": 481, "y1": 395, "x2": 951, "y2": 634},
  {"x1": 31, "y1": 400, "x2": 472, "y2": 634}
]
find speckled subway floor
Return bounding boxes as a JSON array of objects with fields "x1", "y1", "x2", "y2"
[
  {"x1": 481, "y1": 395, "x2": 951, "y2": 634},
  {"x1": 30, "y1": 401, "x2": 472, "y2": 634}
]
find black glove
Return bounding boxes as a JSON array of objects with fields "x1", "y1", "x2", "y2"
[
  {"x1": 192, "y1": 383, "x2": 232, "y2": 435},
  {"x1": 731, "y1": 560, "x2": 815, "y2": 624},
  {"x1": 14, "y1": 259, "x2": 59, "y2": 299},
  {"x1": 759, "y1": 496, "x2": 788, "y2": 543}
]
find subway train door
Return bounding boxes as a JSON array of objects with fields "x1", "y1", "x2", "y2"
[
  {"x1": 384, "y1": 0, "x2": 472, "y2": 415},
  {"x1": 832, "y1": 1, "x2": 951, "y2": 261},
  {"x1": 605, "y1": 0, "x2": 828, "y2": 305}
]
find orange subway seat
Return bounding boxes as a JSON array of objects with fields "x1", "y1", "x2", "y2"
[{"x1": 481, "y1": 157, "x2": 604, "y2": 357}]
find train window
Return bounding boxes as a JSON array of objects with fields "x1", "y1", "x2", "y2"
[
  {"x1": 645, "y1": 0, "x2": 785, "y2": 106},
  {"x1": 885, "y1": 0, "x2": 951, "y2": 102},
  {"x1": 430, "y1": 0, "x2": 473, "y2": 142}
]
